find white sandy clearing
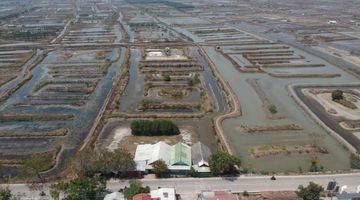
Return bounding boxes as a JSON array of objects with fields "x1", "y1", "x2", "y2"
[
  {"x1": 339, "y1": 121, "x2": 360, "y2": 131},
  {"x1": 107, "y1": 127, "x2": 132, "y2": 151},
  {"x1": 180, "y1": 128, "x2": 193, "y2": 145},
  {"x1": 306, "y1": 90, "x2": 360, "y2": 120}
]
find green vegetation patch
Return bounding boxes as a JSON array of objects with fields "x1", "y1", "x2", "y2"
[
  {"x1": 187, "y1": 73, "x2": 200, "y2": 86},
  {"x1": 159, "y1": 87, "x2": 185, "y2": 99},
  {"x1": 130, "y1": 120, "x2": 180, "y2": 136},
  {"x1": 138, "y1": 99, "x2": 162, "y2": 110}
]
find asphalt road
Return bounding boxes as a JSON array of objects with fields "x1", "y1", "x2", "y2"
[
  {"x1": 107, "y1": 173, "x2": 360, "y2": 199},
  {"x1": 2, "y1": 173, "x2": 360, "y2": 199}
]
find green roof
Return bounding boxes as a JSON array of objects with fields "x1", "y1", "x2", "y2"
[{"x1": 170, "y1": 143, "x2": 191, "y2": 166}]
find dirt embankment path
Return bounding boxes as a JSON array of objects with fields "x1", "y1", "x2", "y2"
[{"x1": 198, "y1": 46, "x2": 242, "y2": 155}]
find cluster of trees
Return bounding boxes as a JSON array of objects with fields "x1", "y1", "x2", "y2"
[
  {"x1": 130, "y1": 120, "x2": 180, "y2": 136},
  {"x1": 51, "y1": 176, "x2": 106, "y2": 200},
  {"x1": 296, "y1": 182, "x2": 324, "y2": 200},
  {"x1": 19, "y1": 153, "x2": 55, "y2": 182},
  {"x1": 71, "y1": 148, "x2": 135, "y2": 178},
  {"x1": 123, "y1": 181, "x2": 150, "y2": 200},
  {"x1": 210, "y1": 151, "x2": 241, "y2": 176},
  {"x1": 151, "y1": 160, "x2": 170, "y2": 178},
  {"x1": 50, "y1": 149, "x2": 135, "y2": 200}
]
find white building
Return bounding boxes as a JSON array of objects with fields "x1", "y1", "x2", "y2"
[
  {"x1": 150, "y1": 188, "x2": 176, "y2": 200},
  {"x1": 134, "y1": 141, "x2": 212, "y2": 172},
  {"x1": 134, "y1": 141, "x2": 171, "y2": 171}
]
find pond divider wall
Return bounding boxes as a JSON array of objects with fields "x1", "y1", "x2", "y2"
[
  {"x1": 198, "y1": 45, "x2": 242, "y2": 155},
  {"x1": 288, "y1": 83, "x2": 359, "y2": 154}
]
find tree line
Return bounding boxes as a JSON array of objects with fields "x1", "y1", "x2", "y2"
[{"x1": 130, "y1": 120, "x2": 180, "y2": 136}]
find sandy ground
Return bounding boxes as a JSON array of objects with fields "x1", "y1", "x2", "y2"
[
  {"x1": 109, "y1": 126, "x2": 196, "y2": 154},
  {"x1": 145, "y1": 49, "x2": 188, "y2": 61},
  {"x1": 339, "y1": 121, "x2": 360, "y2": 131},
  {"x1": 307, "y1": 90, "x2": 360, "y2": 120},
  {"x1": 353, "y1": 132, "x2": 360, "y2": 140},
  {"x1": 145, "y1": 55, "x2": 188, "y2": 61},
  {"x1": 314, "y1": 45, "x2": 360, "y2": 67},
  {"x1": 106, "y1": 127, "x2": 132, "y2": 151}
]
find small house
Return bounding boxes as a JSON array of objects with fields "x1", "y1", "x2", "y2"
[
  {"x1": 150, "y1": 188, "x2": 176, "y2": 200},
  {"x1": 199, "y1": 190, "x2": 238, "y2": 200}
]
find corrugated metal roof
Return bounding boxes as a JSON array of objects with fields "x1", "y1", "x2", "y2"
[
  {"x1": 149, "y1": 141, "x2": 171, "y2": 165},
  {"x1": 170, "y1": 142, "x2": 191, "y2": 166},
  {"x1": 191, "y1": 142, "x2": 211, "y2": 167},
  {"x1": 134, "y1": 141, "x2": 171, "y2": 171}
]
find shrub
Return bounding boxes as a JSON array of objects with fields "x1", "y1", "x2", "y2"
[
  {"x1": 138, "y1": 99, "x2": 161, "y2": 110},
  {"x1": 130, "y1": 120, "x2": 180, "y2": 136},
  {"x1": 151, "y1": 160, "x2": 169, "y2": 178},
  {"x1": 350, "y1": 153, "x2": 360, "y2": 169},
  {"x1": 309, "y1": 157, "x2": 324, "y2": 172},
  {"x1": 243, "y1": 191, "x2": 249, "y2": 197},
  {"x1": 331, "y1": 90, "x2": 343, "y2": 101},
  {"x1": 268, "y1": 105, "x2": 278, "y2": 114},
  {"x1": 0, "y1": 187, "x2": 11, "y2": 200},
  {"x1": 161, "y1": 73, "x2": 171, "y2": 81},
  {"x1": 187, "y1": 73, "x2": 200, "y2": 86}
]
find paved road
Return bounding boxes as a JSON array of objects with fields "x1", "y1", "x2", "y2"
[
  {"x1": 2, "y1": 173, "x2": 360, "y2": 199},
  {"x1": 107, "y1": 173, "x2": 360, "y2": 199}
]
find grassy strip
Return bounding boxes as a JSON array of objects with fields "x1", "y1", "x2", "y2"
[
  {"x1": 0, "y1": 114, "x2": 74, "y2": 122},
  {"x1": 0, "y1": 74, "x2": 33, "y2": 102},
  {"x1": 249, "y1": 144, "x2": 328, "y2": 158},
  {"x1": 0, "y1": 128, "x2": 68, "y2": 137},
  {"x1": 0, "y1": 145, "x2": 61, "y2": 167}
]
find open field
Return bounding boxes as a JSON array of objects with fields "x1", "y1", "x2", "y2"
[{"x1": 0, "y1": 0, "x2": 360, "y2": 180}]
